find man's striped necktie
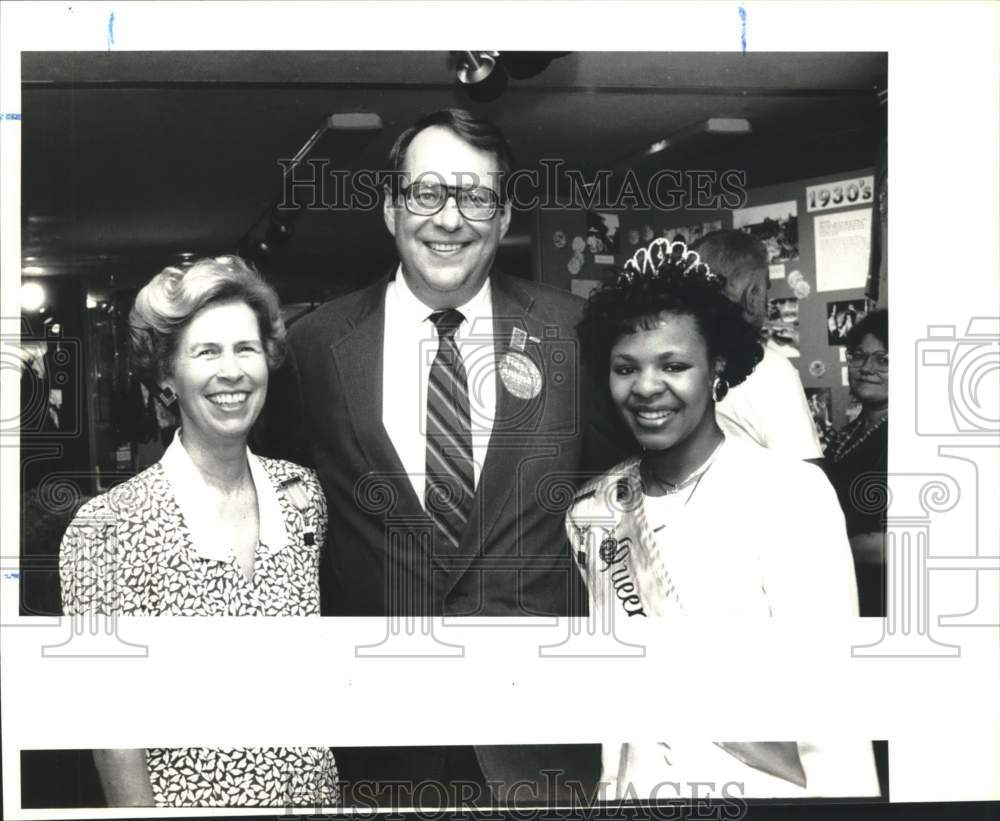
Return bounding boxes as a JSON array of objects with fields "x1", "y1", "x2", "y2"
[{"x1": 425, "y1": 309, "x2": 475, "y2": 548}]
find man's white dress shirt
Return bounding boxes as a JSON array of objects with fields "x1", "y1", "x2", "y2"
[{"x1": 382, "y1": 269, "x2": 497, "y2": 509}]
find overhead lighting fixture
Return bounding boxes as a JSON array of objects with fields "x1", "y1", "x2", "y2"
[
  {"x1": 704, "y1": 118, "x2": 753, "y2": 134},
  {"x1": 237, "y1": 112, "x2": 383, "y2": 262},
  {"x1": 500, "y1": 52, "x2": 569, "y2": 80},
  {"x1": 21, "y1": 281, "x2": 47, "y2": 313},
  {"x1": 454, "y1": 51, "x2": 508, "y2": 102},
  {"x1": 22, "y1": 265, "x2": 46, "y2": 275},
  {"x1": 453, "y1": 51, "x2": 569, "y2": 102},
  {"x1": 633, "y1": 117, "x2": 753, "y2": 164},
  {"x1": 456, "y1": 51, "x2": 499, "y2": 85}
]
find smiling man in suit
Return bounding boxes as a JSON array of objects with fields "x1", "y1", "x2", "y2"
[{"x1": 259, "y1": 108, "x2": 621, "y2": 807}]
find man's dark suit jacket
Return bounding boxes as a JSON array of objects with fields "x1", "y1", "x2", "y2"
[
  {"x1": 260, "y1": 271, "x2": 623, "y2": 618},
  {"x1": 257, "y1": 270, "x2": 625, "y2": 804}
]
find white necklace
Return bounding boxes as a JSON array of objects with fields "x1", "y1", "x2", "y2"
[{"x1": 641, "y1": 439, "x2": 724, "y2": 508}]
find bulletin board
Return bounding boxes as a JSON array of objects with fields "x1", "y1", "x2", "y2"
[{"x1": 536, "y1": 167, "x2": 876, "y2": 432}]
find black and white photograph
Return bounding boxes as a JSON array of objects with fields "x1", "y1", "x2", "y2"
[
  {"x1": 805, "y1": 387, "x2": 835, "y2": 449},
  {"x1": 661, "y1": 219, "x2": 723, "y2": 245},
  {"x1": 3, "y1": 3, "x2": 999, "y2": 820},
  {"x1": 585, "y1": 210, "x2": 620, "y2": 258},
  {"x1": 764, "y1": 296, "x2": 801, "y2": 358},
  {"x1": 827, "y1": 298, "x2": 870, "y2": 345},
  {"x1": 732, "y1": 200, "x2": 799, "y2": 263}
]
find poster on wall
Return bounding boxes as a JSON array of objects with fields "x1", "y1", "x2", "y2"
[
  {"x1": 764, "y1": 296, "x2": 800, "y2": 358},
  {"x1": 814, "y1": 208, "x2": 872, "y2": 291},
  {"x1": 806, "y1": 176, "x2": 874, "y2": 212},
  {"x1": 826, "y1": 298, "x2": 870, "y2": 345},
  {"x1": 585, "y1": 210, "x2": 619, "y2": 265},
  {"x1": 804, "y1": 387, "x2": 835, "y2": 449},
  {"x1": 732, "y1": 201, "x2": 799, "y2": 263}
]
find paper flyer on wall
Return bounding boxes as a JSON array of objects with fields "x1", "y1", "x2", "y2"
[{"x1": 814, "y1": 208, "x2": 873, "y2": 292}]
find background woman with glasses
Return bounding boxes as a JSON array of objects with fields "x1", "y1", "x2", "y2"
[{"x1": 826, "y1": 308, "x2": 889, "y2": 616}]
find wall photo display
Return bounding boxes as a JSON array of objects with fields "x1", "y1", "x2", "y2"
[
  {"x1": 765, "y1": 296, "x2": 800, "y2": 358},
  {"x1": 827, "y1": 298, "x2": 871, "y2": 346},
  {"x1": 732, "y1": 200, "x2": 799, "y2": 263}
]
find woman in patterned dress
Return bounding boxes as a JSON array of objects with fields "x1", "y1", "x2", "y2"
[
  {"x1": 59, "y1": 256, "x2": 338, "y2": 807},
  {"x1": 825, "y1": 309, "x2": 889, "y2": 616},
  {"x1": 567, "y1": 239, "x2": 878, "y2": 799}
]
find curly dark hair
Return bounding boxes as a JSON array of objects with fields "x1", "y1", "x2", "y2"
[
  {"x1": 846, "y1": 307, "x2": 888, "y2": 350},
  {"x1": 577, "y1": 242, "x2": 763, "y2": 390}
]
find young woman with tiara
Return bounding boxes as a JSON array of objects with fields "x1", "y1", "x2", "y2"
[{"x1": 568, "y1": 238, "x2": 879, "y2": 799}]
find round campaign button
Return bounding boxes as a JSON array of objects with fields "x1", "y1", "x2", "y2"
[{"x1": 499, "y1": 351, "x2": 543, "y2": 400}]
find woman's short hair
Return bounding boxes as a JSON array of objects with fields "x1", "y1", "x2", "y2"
[
  {"x1": 578, "y1": 244, "x2": 763, "y2": 390},
  {"x1": 846, "y1": 307, "x2": 888, "y2": 350},
  {"x1": 129, "y1": 255, "x2": 286, "y2": 383}
]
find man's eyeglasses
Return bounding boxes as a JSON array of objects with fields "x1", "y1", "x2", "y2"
[
  {"x1": 846, "y1": 349, "x2": 889, "y2": 372},
  {"x1": 399, "y1": 183, "x2": 500, "y2": 221}
]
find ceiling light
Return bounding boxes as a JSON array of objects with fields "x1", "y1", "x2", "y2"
[
  {"x1": 704, "y1": 118, "x2": 752, "y2": 134},
  {"x1": 456, "y1": 51, "x2": 499, "y2": 85},
  {"x1": 21, "y1": 281, "x2": 46, "y2": 312},
  {"x1": 454, "y1": 51, "x2": 508, "y2": 102},
  {"x1": 644, "y1": 139, "x2": 670, "y2": 157},
  {"x1": 22, "y1": 265, "x2": 46, "y2": 275}
]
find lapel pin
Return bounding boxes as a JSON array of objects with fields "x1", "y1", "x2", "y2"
[
  {"x1": 510, "y1": 327, "x2": 528, "y2": 352},
  {"x1": 499, "y1": 349, "x2": 543, "y2": 400}
]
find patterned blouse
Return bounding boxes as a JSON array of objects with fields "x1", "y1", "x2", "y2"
[{"x1": 59, "y1": 435, "x2": 338, "y2": 807}]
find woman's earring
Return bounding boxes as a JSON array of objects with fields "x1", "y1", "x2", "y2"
[
  {"x1": 711, "y1": 375, "x2": 729, "y2": 403},
  {"x1": 158, "y1": 385, "x2": 177, "y2": 407}
]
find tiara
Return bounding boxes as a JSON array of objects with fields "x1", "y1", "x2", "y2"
[{"x1": 618, "y1": 238, "x2": 723, "y2": 288}]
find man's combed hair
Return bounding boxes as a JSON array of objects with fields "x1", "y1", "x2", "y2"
[
  {"x1": 690, "y1": 229, "x2": 768, "y2": 290},
  {"x1": 384, "y1": 108, "x2": 515, "y2": 198},
  {"x1": 129, "y1": 255, "x2": 286, "y2": 384},
  {"x1": 577, "y1": 268, "x2": 764, "y2": 389}
]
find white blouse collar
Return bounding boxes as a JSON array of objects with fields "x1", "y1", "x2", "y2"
[{"x1": 160, "y1": 431, "x2": 288, "y2": 561}]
